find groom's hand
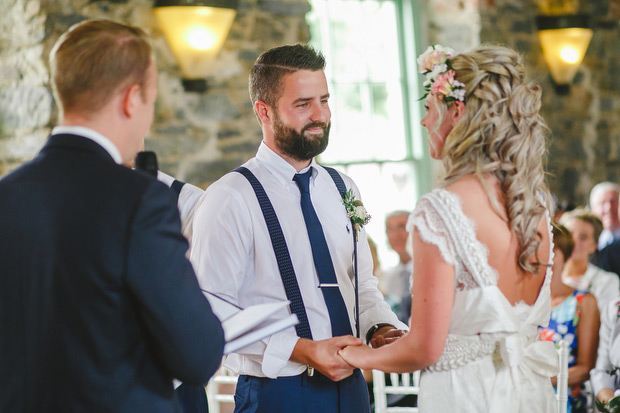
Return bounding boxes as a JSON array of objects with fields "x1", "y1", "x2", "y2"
[{"x1": 290, "y1": 336, "x2": 363, "y2": 382}]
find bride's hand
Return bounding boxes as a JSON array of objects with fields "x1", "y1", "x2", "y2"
[{"x1": 338, "y1": 345, "x2": 373, "y2": 370}]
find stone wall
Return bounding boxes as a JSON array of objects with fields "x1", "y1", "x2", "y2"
[
  {"x1": 0, "y1": 0, "x2": 311, "y2": 187},
  {"x1": 2, "y1": 0, "x2": 620, "y2": 205},
  {"x1": 479, "y1": 0, "x2": 620, "y2": 206}
]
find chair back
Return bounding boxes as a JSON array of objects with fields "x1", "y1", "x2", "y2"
[
  {"x1": 206, "y1": 367, "x2": 238, "y2": 413},
  {"x1": 372, "y1": 370, "x2": 420, "y2": 413},
  {"x1": 556, "y1": 339, "x2": 569, "y2": 413}
]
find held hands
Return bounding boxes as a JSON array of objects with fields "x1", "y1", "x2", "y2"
[
  {"x1": 291, "y1": 336, "x2": 364, "y2": 382},
  {"x1": 340, "y1": 327, "x2": 407, "y2": 370},
  {"x1": 338, "y1": 344, "x2": 374, "y2": 370}
]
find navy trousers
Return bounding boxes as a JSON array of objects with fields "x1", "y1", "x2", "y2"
[
  {"x1": 175, "y1": 383, "x2": 209, "y2": 413},
  {"x1": 233, "y1": 369, "x2": 369, "y2": 413}
]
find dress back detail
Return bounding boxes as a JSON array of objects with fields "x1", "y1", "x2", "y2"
[{"x1": 407, "y1": 188, "x2": 559, "y2": 412}]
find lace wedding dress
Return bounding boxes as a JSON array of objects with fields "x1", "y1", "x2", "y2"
[{"x1": 407, "y1": 188, "x2": 559, "y2": 413}]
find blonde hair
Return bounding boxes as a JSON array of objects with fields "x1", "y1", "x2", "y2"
[
  {"x1": 50, "y1": 19, "x2": 152, "y2": 117},
  {"x1": 440, "y1": 44, "x2": 551, "y2": 273}
]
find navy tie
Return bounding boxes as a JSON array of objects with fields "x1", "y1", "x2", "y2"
[{"x1": 293, "y1": 169, "x2": 353, "y2": 336}]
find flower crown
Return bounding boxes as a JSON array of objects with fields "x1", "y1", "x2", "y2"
[{"x1": 417, "y1": 45, "x2": 466, "y2": 103}]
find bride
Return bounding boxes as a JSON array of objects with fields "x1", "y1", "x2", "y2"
[{"x1": 339, "y1": 44, "x2": 559, "y2": 412}]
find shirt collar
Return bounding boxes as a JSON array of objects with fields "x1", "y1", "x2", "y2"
[
  {"x1": 52, "y1": 126, "x2": 123, "y2": 164},
  {"x1": 255, "y1": 141, "x2": 318, "y2": 188}
]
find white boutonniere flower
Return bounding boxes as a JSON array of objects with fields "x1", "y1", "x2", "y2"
[{"x1": 342, "y1": 189, "x2": 371, "y2": 241}]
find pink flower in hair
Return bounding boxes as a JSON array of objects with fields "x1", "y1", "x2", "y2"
[
  {"x1": 417, "y1": 44, "x2": 466, "y2": 103},
  {"x1": 431, "y1": 70, "x2": 456, "y2": 97}
]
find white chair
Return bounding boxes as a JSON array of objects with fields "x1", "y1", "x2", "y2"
[
  {"x1": 206, "y1": 366, "x2": 239, "y2": 413},
  {"x1": 557, "y1": 339, "x2": 569, "y2": 413},
  {"x1": 372, "y1": 370, "x2": 420, "y2": 413}
]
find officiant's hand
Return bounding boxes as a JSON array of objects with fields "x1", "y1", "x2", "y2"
[
  {"x1": 370, "y1": 327, "x2": 407, "y2": 348},
  {"x1": 291, "y1": 336, "x2": 363, "y2": 381}
]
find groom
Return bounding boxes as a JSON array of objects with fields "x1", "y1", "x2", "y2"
[{"x1": 190, "y1": 44, "x2": 407, "y2": 413}]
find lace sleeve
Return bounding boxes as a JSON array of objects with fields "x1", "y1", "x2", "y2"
[{"x1": 407, "y1": 192, "x2": 458, "y2": 268}]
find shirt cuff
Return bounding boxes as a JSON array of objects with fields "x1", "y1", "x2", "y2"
[{"x1": 261, "y1": 334, "x2": 300, "y2": 378}]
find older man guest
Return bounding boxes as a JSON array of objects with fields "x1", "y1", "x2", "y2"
[
  {"x1": 590, "y1": 181, "x2": 620, "y2": 250},
  {"x1": 382, "y1": 210, "x2": 413, "y2": 324}
]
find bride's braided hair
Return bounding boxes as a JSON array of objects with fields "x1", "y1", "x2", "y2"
[{"x1": 442, "y1": 44, "x2": 551, "y2": 273}]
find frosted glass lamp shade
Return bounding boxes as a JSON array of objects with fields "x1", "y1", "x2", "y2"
[
  {"x1": 536, "y1": 14, "x2": 592, "y2": 86},
  {"x1": 154, "y1": 0, "x2": 237, "y2": 81}
]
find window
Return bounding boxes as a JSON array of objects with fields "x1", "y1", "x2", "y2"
[{"x1": 307, "y1": 0, "x2": 430, "y2": 269}]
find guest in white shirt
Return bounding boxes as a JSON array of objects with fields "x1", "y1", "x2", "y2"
[
  {"x1": 561, "y1": 208, "x2": 620, "y2": 313},
  {"x1": 590, "y1": 297, "x2": 620, "y2": 408},
  {"x1": 382, "y1": 210, "x2": 413, "y2": 324},
  {"x1": 589, "y1": 182, "x2": 620, "y2": 250},
  {"x1": 190, "y1": 44, "x2": 406, "y2": 413}
]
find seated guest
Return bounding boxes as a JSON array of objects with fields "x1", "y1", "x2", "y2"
[
  {"x1": 561, "y1": 208, "x2": 620, "y2": 313},
  {"x1": 382, "y1": 210, "x2": 413, "y2": 324},
  {"x1": 539, "y1": 223, "x2": 600, "y2": 413},
  {"x1": 589, "y1": 182, "x2": 620, "y2": 250},
  {"x1": 590, "y1": 297, "x2": 620, "y2": 409}
]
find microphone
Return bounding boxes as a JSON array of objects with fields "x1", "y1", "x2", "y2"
[{"x1": 134, "y1": 151, "x2": 158, "y2": 177}]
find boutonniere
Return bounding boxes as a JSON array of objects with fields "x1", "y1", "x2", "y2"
[{"x1": 342, "y1": 189, "x2": 371, "y2": 242}]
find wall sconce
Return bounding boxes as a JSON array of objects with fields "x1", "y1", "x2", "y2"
[
  {"x1": 536, "y1": 14, "x2": 593, "y2": 93},
  {"x1": 154, "y1": 0, "x2": 238, "y2": 92}
]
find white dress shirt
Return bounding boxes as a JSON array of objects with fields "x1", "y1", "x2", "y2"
[
  {"x1": 382, "y1": 260, "x2": 413, "y2": 300},
  {"x1": 157, "y1": 171, "x2": 203, "y2": 242},
  {"x1": 190, "y1": 142, "x2": 405, "y2": 379},
  {"x1": 598, "y1": 227, "x2": 620, "y2": 250},
  {"x1": 590, "y1": 297, "x2": 620, "y2": 396},
  {"x1": 52, "y1": 126, "x2": 122, "y2": 164},
  {"x1": 563, "y1": 263, "x2": 620, "y2": 313}
]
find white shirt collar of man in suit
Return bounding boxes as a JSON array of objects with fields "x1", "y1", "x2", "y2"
[{"x1": 52, "y1": 125, "x2": 122, "y2": 164}]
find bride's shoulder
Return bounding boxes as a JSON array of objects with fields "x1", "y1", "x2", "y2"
[{"x1": 443, "y1": 175, "x2": 492, "y2": 204}]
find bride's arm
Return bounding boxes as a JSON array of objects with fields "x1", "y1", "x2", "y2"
[{"x1": 339, "y1": 228, "x2": 455, "y2": 372}]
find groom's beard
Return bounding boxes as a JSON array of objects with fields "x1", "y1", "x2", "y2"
[{"x1": 273, "y1": 115, "x2": 331, "y2": 162}]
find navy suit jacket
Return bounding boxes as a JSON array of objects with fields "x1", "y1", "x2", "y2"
[
  {"x1": 0, "y1": 134, "x2": 224, "y2": 412},
  {"x1": 593, "y1": 240, "x2": 620, "y2": 279}
]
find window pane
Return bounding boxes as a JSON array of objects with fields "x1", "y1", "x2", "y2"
[
  {"x1": 308, "y1": 0, "x2": 408, "y2": 164},
  {"x1": 341, "y1": 161, "x2": 419, "y2": 268}
]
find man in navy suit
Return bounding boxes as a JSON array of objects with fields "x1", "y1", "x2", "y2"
[{"x1": 0, "y1": 19, "x2": 224, "y2": 412}]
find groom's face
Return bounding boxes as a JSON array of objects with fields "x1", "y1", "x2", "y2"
[{"x1": 270, "y1": 70, "x2": 332, "y2": 162}]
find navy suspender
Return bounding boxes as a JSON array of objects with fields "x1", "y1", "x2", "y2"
[
  {"x1": 235, "y1": 166, "x2": 360, "y2": 339},
  {"x1": 234, "y1": 167, "x2": 313, "y2": 339},
  {"x1": 321, "y1": 166, "x2": 360, "y2": 338},
  {"x1": 321, "y1": 166, "x2": 347, "y2": 196}
]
